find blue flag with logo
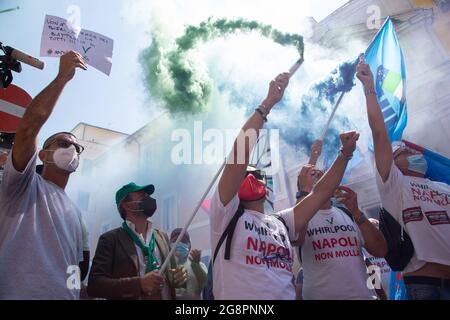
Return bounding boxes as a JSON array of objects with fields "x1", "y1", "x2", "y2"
[{"x1": 365, "y1": 17, "x2": 408, "y2": 142}]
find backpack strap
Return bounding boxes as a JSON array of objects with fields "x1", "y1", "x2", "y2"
[
  {"x1": 337, "y1": 206, "x2": 355, "y2": 222},
  {"x1": 213, "y1": 205, "x2": 245, "y2": 264}
]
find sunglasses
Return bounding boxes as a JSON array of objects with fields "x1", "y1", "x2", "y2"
[
  {"x1": 46, "y1": 138, "x2": 85, "y2": 155},
  {"x1": 246, "y1": 168, "x2": 266, "y2": 182}
]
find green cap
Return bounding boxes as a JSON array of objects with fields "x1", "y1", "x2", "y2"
[{"x1": 115, "y1": 182, "x2": 155, "y2": 207}]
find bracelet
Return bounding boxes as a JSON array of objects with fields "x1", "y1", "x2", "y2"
[
  {"x1": 339, "y1": 149, "x2": 353, "y2": 161},
  {"x1": 259, "y1": 104, "x2": 270, "y2": 115},
  {"x1": 255, "y1": 108, "x2": 267, "y2": 122}
]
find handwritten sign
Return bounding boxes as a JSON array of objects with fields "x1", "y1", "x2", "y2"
[{"x1": 40, "y1": 15, "x2": 114, "y2": 75}]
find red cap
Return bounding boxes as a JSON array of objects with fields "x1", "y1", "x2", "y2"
[{"x1": 238, "y1": 174, "x2": 267, "y2": 201}]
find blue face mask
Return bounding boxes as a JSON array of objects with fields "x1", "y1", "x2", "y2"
[
  {"x1": 407, "y1": 155, "x2": 428, "y2": 175},
  {"x1": 174, "y1": 242, "x2": 190, "y2": 260}
]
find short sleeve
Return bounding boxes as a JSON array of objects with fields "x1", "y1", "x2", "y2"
[
  {"x1": 0, "y1": 152, "x2": 37, "y2": 200},
  {"x1": 209, "y1": 187, "x2": 240, "y2": 234},
  {"x1": 375, "y1": 162, "x2": 404, "y2": 221}
]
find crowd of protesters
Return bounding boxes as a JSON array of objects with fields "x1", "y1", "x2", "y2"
[{"x1": 0, "y1": 52, "x2": 448, "y2": 300}]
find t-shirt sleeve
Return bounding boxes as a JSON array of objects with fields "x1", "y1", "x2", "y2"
[
  {"x1": 375, "y1": 162, "x2": 404, "y2": 221},
  {"x1": 0, "y1": 152, "x2": 37, "y2": 199},
  {"x1": 274, "y1": 207, "x2": 298, "y2": 242},
  {"x1": 209, "y1": 187, "x2": 240, "y2": 234}
]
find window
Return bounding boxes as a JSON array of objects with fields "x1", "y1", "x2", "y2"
[
  {"x1": 78, "y1": 192, "x2": 90, "y2": 211},
  {"x1": 162, "y1": 195, "x2": 177, "y2": 232}
]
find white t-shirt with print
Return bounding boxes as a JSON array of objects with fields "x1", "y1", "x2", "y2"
[
  {"x1": 375, "y1": 163, "x2": 450, "y2": 274},
  {"x1": 210, "y1": 188, "x2": 297, "y2": 300},
  {"x1": 301, "y1": 207, "x2": 377, "y2": 300}
]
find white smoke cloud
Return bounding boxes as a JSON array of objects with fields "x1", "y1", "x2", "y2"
[{"x1": 71, "y1": 1, "x2": 374, "y2": 250}]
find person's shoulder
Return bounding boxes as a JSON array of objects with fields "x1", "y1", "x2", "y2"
[
  {"x1": 100, "y1": 227, "x2": 124, "y2": 241},
  {"x1": 154, "y1": 228, "x2": 170, "y2": 241},
  {"x1": 428, "y1": 179, "x2": 450, "y2": 191},
  {"x1": 272, "y1": 206, "x2": 295, "y2": 218}
]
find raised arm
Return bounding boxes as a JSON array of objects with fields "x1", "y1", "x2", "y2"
[
  {"x1": 218, "y1": 73, "x2": 290, "y2": 206},
  {"x1": 356, "y1": 60, "x2": 392, "y2": 182},
  {"x1": 336, "y1": 186, "x2": 387, "y2": 257},
  {"x1": 292, "y1": 131, "x2": 359, "y2": 233},
  {"x1": 12, "y1": 51, "x2": 87, "y2": 172}
]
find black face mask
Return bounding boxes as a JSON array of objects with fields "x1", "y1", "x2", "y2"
[
  {"x1": 128, "y1": 196, "x2": 157, "y2": 218},
  {"x1": 142, "y1": 196, "x2": 157, "y2": 218}
]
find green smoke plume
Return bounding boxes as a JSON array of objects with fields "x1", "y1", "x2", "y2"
[{"x1": 141, "y1": 18, "x2": 304, "y2": 115}]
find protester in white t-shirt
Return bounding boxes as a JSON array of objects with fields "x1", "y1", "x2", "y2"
[
  {"x1": 357, "y1": 59, "x2": 450, "y2": 300},
  {"x1": 211, "y1": 72, "x2": 361, "y2": 300},
  {"x1": 0, "y1": 52, "x2": 90, "y2": 299},
  {"x1": 295, "y1": 141, "x2": 387, "y2": 300}
]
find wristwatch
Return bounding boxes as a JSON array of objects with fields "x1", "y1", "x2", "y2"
[{"x1": 296, "y1": 190, "x2": 310, "y2": 200}]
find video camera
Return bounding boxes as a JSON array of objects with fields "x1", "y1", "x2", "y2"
[{"x1": 0, "y1": 42, "x2": 44, "y2": 88}]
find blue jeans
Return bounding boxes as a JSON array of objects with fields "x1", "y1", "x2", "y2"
[{"x1": 406, "y1": 283, "x2": 450, "y2": 300}]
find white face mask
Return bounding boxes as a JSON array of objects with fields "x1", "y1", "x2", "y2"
[{"x1": 46, "y1": 145, "x2": 80, "y2": 173}]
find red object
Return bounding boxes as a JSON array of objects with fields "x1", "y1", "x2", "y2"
[
  {"x1": 0, "y1": 84, "x2": 32, "y2": 132},
  {"x1": 238, "y1": 174, "x2": 267, "y2": 201},
  {"x1": 201, "y1": 199, "x2": 212, "y2": 214}
]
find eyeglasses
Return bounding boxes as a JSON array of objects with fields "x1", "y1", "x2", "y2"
[{"x1": 46, "y1": 138, "x2": 85, "y2": 155}]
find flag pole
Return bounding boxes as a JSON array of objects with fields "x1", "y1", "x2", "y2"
[
  {"x1": 319, "y1": 91, "x2": 345, "y2": 141},
  {"x1": 159, "y1": 159, "x2": 226, "y2": 275},
  {"x1": 365, "y1": 16, "x2": 391, "y2": 55}
]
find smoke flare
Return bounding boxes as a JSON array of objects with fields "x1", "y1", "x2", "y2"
[{"x1": 140, "y1": 18, "x2": 304, "y2": 115}]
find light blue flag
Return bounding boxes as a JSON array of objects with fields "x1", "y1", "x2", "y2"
[{"x1": 365, "y1": 17, "x2": 408, "y2": 142}]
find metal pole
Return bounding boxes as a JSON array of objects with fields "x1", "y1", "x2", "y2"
[
  {"x1": 159, "y1": 159, "x2": 227, "y2": 274},
  {"x1": 320, "y1": 91, "x2": 345, "y2": 141}
]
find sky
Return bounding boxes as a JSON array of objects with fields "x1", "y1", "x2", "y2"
[{"x1": 1, "y1": 0, "x2": 350, "y2": 146}]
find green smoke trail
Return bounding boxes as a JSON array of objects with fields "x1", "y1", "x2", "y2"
[{"x1": 141, "y1": 18, "x2": 304, "y2": 115}]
